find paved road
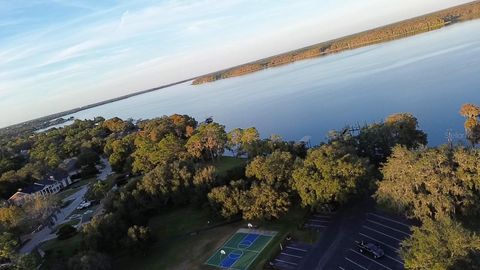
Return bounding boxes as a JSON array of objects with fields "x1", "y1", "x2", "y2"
[
  {"x1": 97, "y1": 157, "x2": 112, "y2": 181},
  {"x1": 19, "y1": 186, "x2": 88, "y2": 254},
  {"x1": 299, "y1": 199, "x2": 376, "y2": 270}
]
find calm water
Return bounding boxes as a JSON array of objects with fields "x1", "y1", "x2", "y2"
[{"x1": 67, "y1": 20, "x2": 480, "y2": 145}]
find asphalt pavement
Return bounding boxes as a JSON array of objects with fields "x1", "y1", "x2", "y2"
[
  {"x1": 19, "y1": 186, "x2": 88, "y2": 254},
  {"x1": 298, "y1": 198, "x2": 416, "y2": 270}
]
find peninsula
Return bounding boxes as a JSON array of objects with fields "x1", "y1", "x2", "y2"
[{"x1": 192, "y1": 1, "x2": 480, "y2": 85}]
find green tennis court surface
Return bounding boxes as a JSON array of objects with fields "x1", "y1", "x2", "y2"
[{"x1": 205, "y1": 229, "x2": 277, "y2": 270}]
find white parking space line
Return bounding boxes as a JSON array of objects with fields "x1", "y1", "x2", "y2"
[
  {"x1": 385, "y1": 254, "x2": 404, "y2": 265},
  {"x1": 281, "y1": 252, "x2": 303, "y2": 259},
  {"x1": 286, "y1": 246, "x2": 308, "y2": 252},
  {"x1": 349, "y1": 249, "x2": 393, "y2": 270},
  {"x1": 338, "y1": 266, "x2": 346, "y2": 270},
  {"x1": 306, "y1": 223, "x2": 327, "y2": 228},
  {"x1": 313, "y1": 214, "x2": 332, "y2": 218},
  {"x1": 345, "y1": 257, "x2": 368, "y2": 270},
  {"x1": 363, "y1": 225, "x2": 402, "y2": 241},
  {"x1": 367, "y1": 219, "x2": 411, "y2": 236},
  {"x1": 368, "y1": 213, "x2": 410, "y2": 228},
  {"x1": 359, "y1": 233, "x2": 399, "y2": 252},
  {"x1": 309, "y1": 218, "x2": 331, "y2": 222},
  {"x1": 275, "y1": 259, "x2": 298, "y2": 266}
]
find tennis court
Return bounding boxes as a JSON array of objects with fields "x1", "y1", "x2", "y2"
[{"x1": 205, "y1": 228, "x2": 277, "y2": 270}]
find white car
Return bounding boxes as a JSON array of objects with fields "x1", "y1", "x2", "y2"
[{"x1": 76, "y1": 201, "x2": 92, "y2": 210}]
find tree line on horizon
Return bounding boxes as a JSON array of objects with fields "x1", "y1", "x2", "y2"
[{"x1": 192, "y1": 1, "x2": 480, "y2": 85}]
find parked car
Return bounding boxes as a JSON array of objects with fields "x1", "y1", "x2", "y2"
[
  {"x1": 76, "y1": 200, "x2": 92, "y2": 210},
  {"x1": 356, "y1": 240, "x2": 384, "y2": 259}
]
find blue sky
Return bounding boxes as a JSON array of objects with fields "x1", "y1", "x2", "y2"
[{"x1": 0, "y1": 0, "x2": 471, "y2": 127}]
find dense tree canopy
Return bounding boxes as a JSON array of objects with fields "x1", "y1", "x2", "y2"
[
  {"x1": 186, "y1": 123, "x2": 227, "y2": 161},
  {"x1": 329, "y1": 113, "x2": 427, "y2": 165},
  {"x1": 245, "y1": 151, "x2": 295, "y2": 191},
  {"x1": 137, "y1": 161, "x2": 193, "y2": 205},
  {"x1": 240, "y1": 183, "x2": 290, "y2": 220},
  {"x1": 376, "y1": 146, "x2": 480, "y2": 221},
  {"x1": 2, "y1": 111, "x2": 475, "y2": 269},
  {"x1": 227, "y1": 127, "x2": 260, "y2": 157},
  {"x1": 460, "y1": 103, "x2": 480, "y2": 146},
  {"x1": 401, "y1": 219, "x2": 480, "y2": 270},
  {"x1": 208, "y1": 181, "x2": 290, "y2": 221},
  {"x1": 293, "y1": 143, "x2": 372, "y2": 210}
]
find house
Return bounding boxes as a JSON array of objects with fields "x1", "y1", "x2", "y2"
[{"x1": 7, "y1": 169, "x2": 72, "y2": 206}]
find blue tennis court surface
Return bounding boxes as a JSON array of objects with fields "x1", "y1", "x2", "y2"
[{"x1": 206, "y1": 229, "x2": 277, "y2": 270}]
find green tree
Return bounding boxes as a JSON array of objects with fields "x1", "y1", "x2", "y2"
[
  {"x1": 0, "y1": 232, "x2": 18, "y2": 259},
  {"x1": 292, "y1": 143, "x2": 371, "y2": 210},
  {"x1": 0, "y1": 205, "x2": 23, "y2": 230},
  {"x1": 227, "y1": 128, "x2": 244, "y2": 156},
  {"x1": 355, "y1": 113, "x2": 427, "y2": 164},
  {"x1": 401, "y1": 218, "x2": 480, "y2": 270},
  {"x1": 67, "y1": 251, "x2": 112, "y2": 270},
  {"x1": 241, "y1": 183, "x2": 290, "y2": 220},
  {"x1": 85, "y1": 181, "x2": 110, "y2": 201},
  {"x1": 375, "y1": 146, "x2": 480, "y2": 221},
  {"x1": 13, "y1": 254, "x2": 39, "y2": 270},
  {"x1": 460, "y1": 103, "x2": 480, "y2": 147},
  {"x1": 132, "y1": 115, "x2": 196, "y2": 173},
  {"x1": 104, "y1": 134, "x2": 135, "y2": 172},
  {"x1": 208, "y1": 185, "x2": 243, "y2": 219},
  {"x1": 82, "y1": 213, "x2": 127, "y2": 252},
  {"x1": 245, "y1": 151, "x2": 295, "y2": 191},
  {"x1": 57, "y1": 224, "x2": 77, "y2": 240},
  {"x1": 155, "y1": 134, "x2": 187, "y2": 164},
  {"x1": 77, "y1": 148, "x2": 100, "y2": 168},
  {"x1": 137, "y1": 161, "x2": 192, "y2": 205},
  {"x1": 227, "y1": 127, "x2": 260, "y2": 157},
  {"x1": 126, "y1": 225, "x2": 152, "y2": 253},
  {"x1": 187, "y1": 123, "x2": 227, "y2": 161},
  {"x1": 102, "y1": 117, "x2": 133, "y2": 133},
  {"x1": 193, "y1": 165, "x2": 217, "y2": 200}
]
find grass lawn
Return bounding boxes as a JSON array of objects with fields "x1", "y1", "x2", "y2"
[
  {"x1": 210, "y1": 156, "x2": 247, "y2": 177},
  {"x1": 56, "y1": 187, "x2": 81, "y2": 200},
  {"x1": 251, "y1": 207, "x2": 318, "y2": 270},
  {"x1": 53, "y1": 218, "x2": 81, "y2": 233},
  {"x1": 68, "y1": 177, "x2": 96, "y2": 189},
  {"x1": 115, "y1": 206, "x2": 314, "y2": 270},
  {"x1": 39, "y1": 233, "x2": 82, "y2": 269},
  {"x1": 115, "y1": 206, "x2": 242, "y2": 270}
]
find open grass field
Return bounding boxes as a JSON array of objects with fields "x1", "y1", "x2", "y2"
[
  {"x1": 115, "y1": 206, "x2": 313, "y2": 270},
  {"x1": 39, "y1": 233, "x2": 82, "y2": 269},
  {"x1": 250, "y1": 207, "x2": 318, "y2": 270},
  {"x1": 210, "y1": 156, "x2": 246, "y2": 177},
  {"x1": 115, "y1": 206, "x2": 242, "y2": 270},
  {"x1": 205, "y1": 229, "x2": 276, "y2": 270}
]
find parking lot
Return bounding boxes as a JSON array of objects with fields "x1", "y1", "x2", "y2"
[
  {"x1": 337, "y1": 211, "x2": 412, "y2": 270},
  {"x1": 304, "y1": 212, "x2": 334, "y2": 232},
  {"x1": 273, "y1": 242, "x2": 312, "y2": 270}
]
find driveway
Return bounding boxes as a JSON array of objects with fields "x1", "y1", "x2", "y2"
[
  {"x1": 96, "y1": 157, "x2": 112, "y2": 181},
  {"x1": 19, "y1": 185, "x2": 88, "y2": 254}
]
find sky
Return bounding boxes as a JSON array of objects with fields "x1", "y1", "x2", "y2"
[{"x1": 0, "y1": 0, "x2": 472, "y2": 127}]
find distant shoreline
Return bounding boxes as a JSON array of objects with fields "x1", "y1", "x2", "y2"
[
  {"x1": 0, "y1": 78, "x2": 195, "y2": 134},
  {"x1": 3, "y1": 1, "x2": 480, "y2": 134},
  {"x1": 192, "y1": 1, "x2": 480, "y2": 85}
]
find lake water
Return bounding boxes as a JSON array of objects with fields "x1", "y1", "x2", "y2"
[{"x1": 66, "y1": 20, "x2": 480, "y2": 146}]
